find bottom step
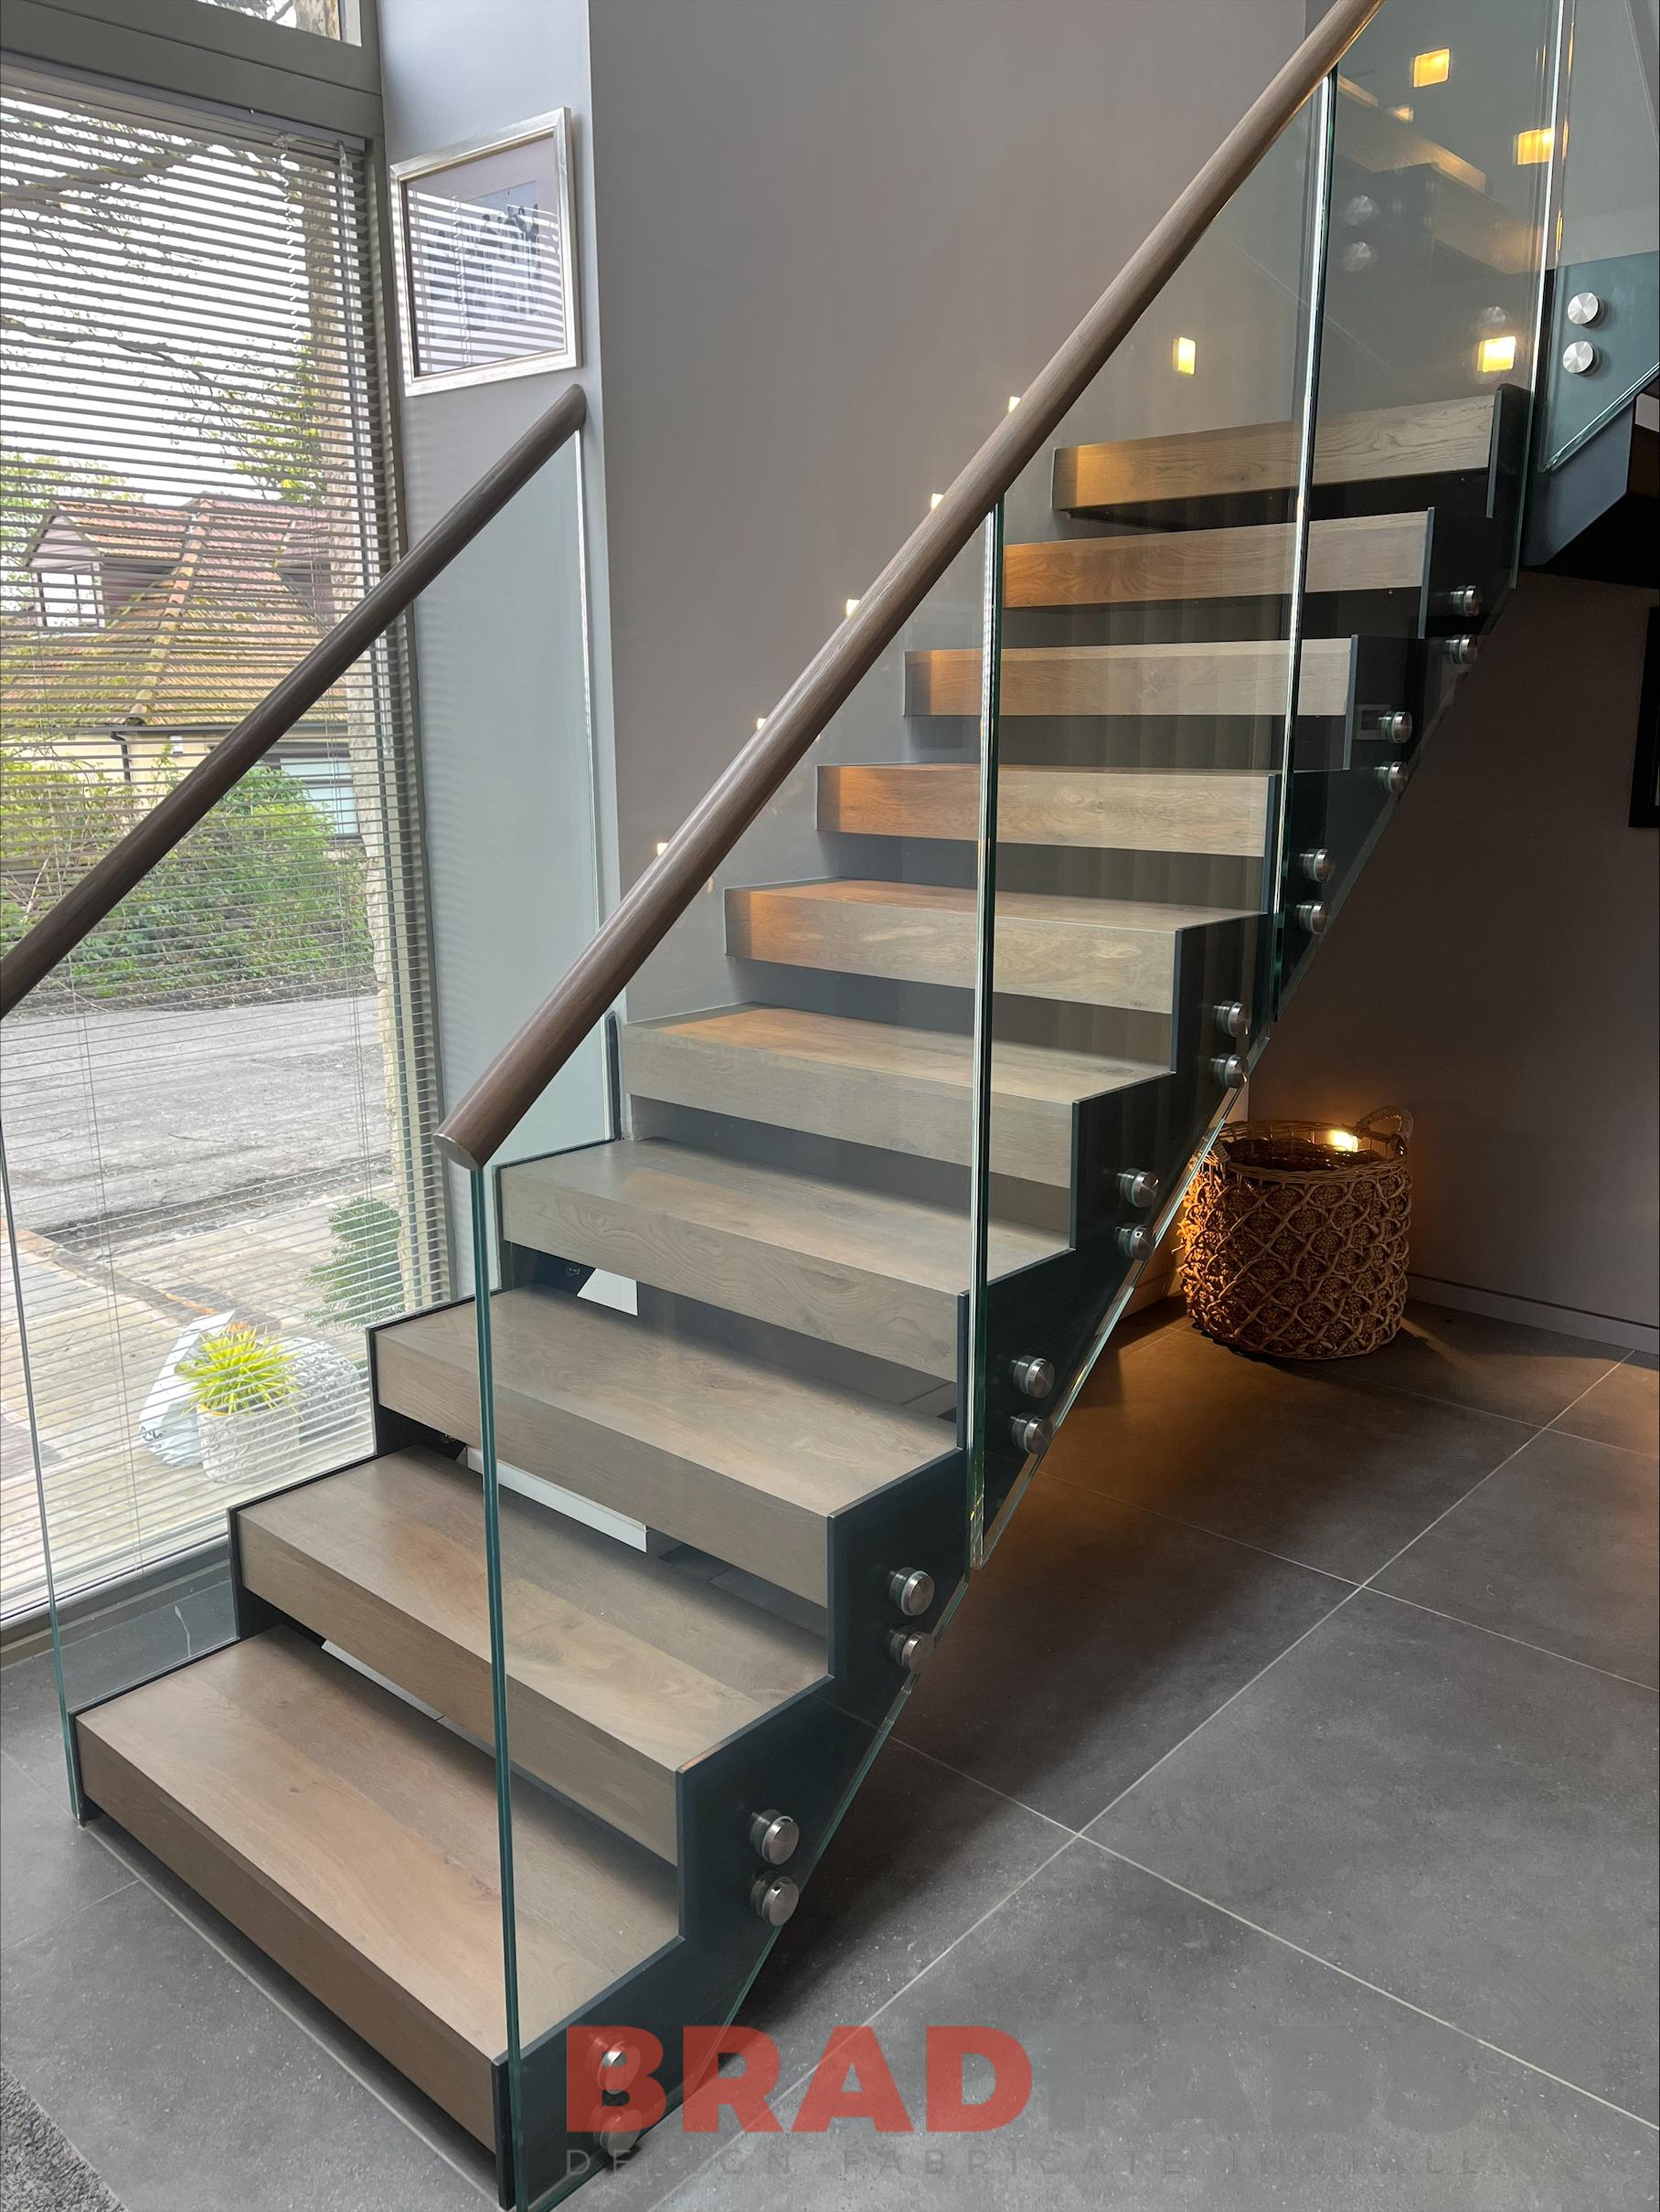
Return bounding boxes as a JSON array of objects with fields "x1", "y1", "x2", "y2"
[{"x1": 76, "y1": 1630, "x2": 679, "y2": 2145}]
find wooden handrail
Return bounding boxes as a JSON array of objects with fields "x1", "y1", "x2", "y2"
[
  {"x1": 436, "y1": 0, "x2": 1382, "y2": 1172},
  {"x1": 0, "y1": 383, "x2": 589, "y2": 1019}
]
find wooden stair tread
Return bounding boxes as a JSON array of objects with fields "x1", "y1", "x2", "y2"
[
  {"x1": 1003, "y1": 512, "x2": 1430, "y2": 607},
  {"x1": 820, "y1": 763, "x2": 1272, "y2": 854},
  {"x1": 375, "y1": 1289, "x2": 944, "y2": 1603},
  {"x1": 905, "y1": 636, "x2": 1355, "y2": 718},
  {"x1": 500, "y1": 1139, "x2": 1062, "y2": 1378},
  {"x1": 621, "y1": 1005, "x2": 1162, "y2": 1187},
  {"x1": 77, "y1": 1630, "x2": 677, "y2": 2142},
  {"x1": 1333, "y1": 80, "x2": 1538, "y2": 273},
  {"x1": 239, "y1": 1449, "x2": 825, "y2": 1860},
  {"x1": 733, "y1": 877, "x2": 1244, "y2": 930},
  {"x1": 1053, "y1": 395, "x2": 1498, "y2": 512},
  {"x1": 728, "y1": 878, "x2": 1247, "y2": 1014}
]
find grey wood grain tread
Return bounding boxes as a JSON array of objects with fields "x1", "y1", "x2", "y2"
[
  {"x1": 239, "y1": 1448, "x2": 826, "y2": 1862},
  {"x1": 620, "y1": 1005, "x2": 1162, "y2": 1187},
  {"x1": 374, "y1": 1288, "x2": 946, "y2": 1605},
  {"x1": 819, "y1": 763, "x2": 1272, "y2": 855},
  {"x1": 500, "y1": 1139, "x2": 1062, "y2": 1378},
  {"x1": 905, "y1": 635, "x2": 1356, "y2": 718},
  {"x1": 727, "y1": 878, "x2": 1248, "y2": 1013},
  {"x1": 1003, "y1": 511, "x2": 1431, "y2": 608},
  {"x1": 1052, "y1": 395, "x2": 1498, "y2": 511},
  {"x1": 76, "y1": 1629, "x2": 678, "y2": 2144}
]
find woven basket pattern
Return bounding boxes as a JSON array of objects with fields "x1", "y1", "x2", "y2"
[{"x1": 1182, "y1": 1118, "x2": 1411, "y2": 1361}]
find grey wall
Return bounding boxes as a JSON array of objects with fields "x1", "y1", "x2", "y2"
[
  {"x1": 374, "y1": 0, "x2": 1309, "y2": 1200},
  {"x1": 378, "y1": 0, "x2": 615, "y2": 1256},
  {"x1": 584, "y1": 0, "x2": 1308, "y2": 1016},
  {"x1": 1251, "y1": 575, "x2": 1659, "y2": 1340}
]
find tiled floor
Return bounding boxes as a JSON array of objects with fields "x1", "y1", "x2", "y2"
[{"x1": 1, "y1": 1302, "x2": 1655, "y2": 2210}]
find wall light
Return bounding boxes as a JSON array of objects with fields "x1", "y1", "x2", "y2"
[
  {"x1": 654, "y1": 840, "x2": 670, "y2": 857},
  {"x1": 1515, "y1": 126, "x2": 1554, "y2": 165},
  {"x1": 756, "y1": 716, "x2": 768, "y2": 730},
  {"x1": 930, "y1": 491, "x2": 944, "y2": 510},
  {"x1": 845, "y1": 597, "x2": 861, "y2": 618},
  {"x1": 1476, "y1": 332, "x2": 1517, "y2": 375},
  {"x1": 1006, "y1": 395, "x2": 1021, "y2": 413},
  {"x1": 1173, "y1": 335, "x2": 1198, "y2": 376},
  {"x1": 1389, "y1": 103, "x2": 1415, "y2": 121},
  {"x1": 1412, "y1": 48, "x2": 1452, "y2": 87}
]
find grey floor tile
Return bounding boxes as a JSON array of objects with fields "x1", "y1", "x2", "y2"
[
  {"x1": 0, "y1": 1752, "x2": 133, "y2": 1954},
  {"x1": 662, "y1": 1844, "x2": 1658, "y2": 2211},
  {"x1": 740, "y1": 1734, "x2": 1065, "y2": 2060},
  {"x1": 1092, "y1": 1591, "x2": 1659, "y2": 2122},
  {"x1": 1552, "y1": 1358, "x2": 1660, "y2": 1460},
  {"x1": 1047, "y1": 1314, "x2": 1525, "y2": 1580},
  {"x1": 0, "y1": 1654, "x2": 72, "y2": 1787},
  {"x1": 893, "y1": 1476, "x2": 1344, "y2": 1830},
  {"x1": 581, "y1": 1736, "x2": 1067, "y2": 2212},
  {"x1": 1299, "y1": 1303, "x2": 1626, "y2": 1428},
  {"x1": 1376, "y1": 1429, "x2": 1659, "y2": 1686},
  {"x1": 0, "y1": 1882, "x2": 493, "y2": 2212}
]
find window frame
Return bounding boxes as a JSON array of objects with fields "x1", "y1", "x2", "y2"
[{"x1": 1, "y1": 0, "x2": 383, "y2": 139}]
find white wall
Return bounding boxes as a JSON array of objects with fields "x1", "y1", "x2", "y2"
[{"x1": 1251, "y1": 574, "x2": 1660, "y2": 1344}]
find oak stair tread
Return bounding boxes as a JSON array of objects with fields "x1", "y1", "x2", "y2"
[
  {"x1": 1052, "y1": 394, "x2": 1498, "y2": 512},
  {"x1": 374, "y1": 1288, "x2": 945, "y2": 1605},
  {"x1": 819, "y1": 762, "x2": 1272, "y2": 855},
  {"x1": 76, "y1": 1628, "x2": 678, "y2": 2144},
  {"x1": 621, "y1": 1004, "x2": 1162, "y2": 1187},
  {"x1": 1003, "y1": 511, "x2": 1431, "y2": 608},
  {"x1": 239, "y1": 1447, "x2": 826, "y2": 1862},
  {"x1": 728, "y1": 878, "x2": 1248, "y2": 1013},
  {"x1": 905, "y1": 635, "x2": 1355, "y2": 718},
  {"x1": 500, "y1": 1138, "x2": 1063, "y2": 1377}
]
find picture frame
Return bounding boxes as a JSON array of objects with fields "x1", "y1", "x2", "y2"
[{"x1": 388, "y1": 109, "x2": 580, "y2": 395}]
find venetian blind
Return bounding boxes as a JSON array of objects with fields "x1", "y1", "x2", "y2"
[{"x1": 0, "y1": 73, "x2": 447, "y2": 1618}]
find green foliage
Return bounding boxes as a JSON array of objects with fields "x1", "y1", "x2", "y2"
[
  {"x1": 178, "y1": 1324, "x2": 297, "y2": 1416},
  {"x1": 306, "y1": 1196, "x2": 406, "y2": 1333},
  {"x1": 0, "y1": 762, "x2": 373, "y2": 1007},
  {"x1": 224, "y1": 342, "x2": 329, "y2": 507}
]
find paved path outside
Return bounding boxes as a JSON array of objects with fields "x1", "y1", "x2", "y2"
[{"x1": 1, "y1": 995, "x2": 390, "y2": 1240}]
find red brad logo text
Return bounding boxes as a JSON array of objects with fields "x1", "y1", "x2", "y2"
[{"x1": 568, "y1": 2026, "x2": 1033, "y2": 2138}]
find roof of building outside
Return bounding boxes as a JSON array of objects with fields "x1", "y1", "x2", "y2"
[{"x1": 3, "y1": 494, "x2": 346, "y2": 736}]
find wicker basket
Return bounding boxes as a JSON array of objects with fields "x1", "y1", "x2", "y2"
[{"x1": 1182, "y1": 1111, "x2": 1413, "y2": 1361}]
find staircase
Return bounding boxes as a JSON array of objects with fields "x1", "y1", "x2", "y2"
[
  {"x1": 72, "y1": 379, "x2": 1522, "y2": 2189},
  {"x1": 23, "y1": 4, "x2": 1643, "y2": 2207}
]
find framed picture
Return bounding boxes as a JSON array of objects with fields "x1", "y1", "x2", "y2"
[{"x1": 389, "y1": 110, "x2": 580, "y2": 394}]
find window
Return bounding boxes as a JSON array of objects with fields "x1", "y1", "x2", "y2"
[
  {"x1": 277, "y1": 748, "x2": 360, "y2": 838},
  {"x1": 0, "y1": 75, "x2": 442, "y2": 1623},
  {"x1": 34, "y1": 567, "x2": 103, "y2": 629},
  {"x1": 192, "y1": 0, "x2": 350, "y2": 41}
]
